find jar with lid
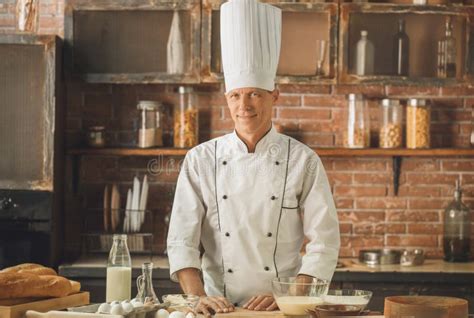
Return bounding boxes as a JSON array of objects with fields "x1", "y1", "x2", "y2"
[
  {"x1": 174, "y1": 86, "x2": 198, "y2": 148},
  {"x1": 406, "y1": 99, "x2": 430, "y2": 149},
  {"x1": 379, "y1": 99, "x2": 403, "y2": 148},
  {"x1": 343, "y1": 94, "x2": 370, "y2": 148},
  {"x1": 443, "y1": 180, "x2": 471, "y2": 262},
  {"x1": 137, "y1": 101, "x2": 163, "y2": 148},
  {"x1": 86, "y1": 126, "x2": 106, "y2": 148}
]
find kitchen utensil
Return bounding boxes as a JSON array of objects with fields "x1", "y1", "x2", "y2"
[
  {"x1": 124, "y1": 189, "x2": 132, "y2": 233},
  {"x1": 400, "y1": 249, "x2": 425, "y2": 266},
  {"x1": 139, "y1": 176, "x2": 149, "y2": 228},
  {"x1": 323, "y1": 289, "x2": 372, "y2": 310},
  {"x1": 110, "y1": 184, "x2": 120, "y2": 232},
  {"x1": 131, "y1": 177, "x2": 140, "y2": 233},
  {"x1": 308, "y1": 304, "x2": 362, "y2": 317},
  {"x1": 384, "y1": 296, "x2": 468, "y2": 318},
  {"x1": 359, "y1": 249, "x2": 402, "y2": 265},
  {"x1": 271, "y1": 277, "x2": 329, "y2": 316}
]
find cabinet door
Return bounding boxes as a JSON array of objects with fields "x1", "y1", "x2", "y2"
[{"x1": 0, "y1": 35, "x2": 60, "y2": 191}]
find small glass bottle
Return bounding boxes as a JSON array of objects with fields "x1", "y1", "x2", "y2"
[
  {"x1": 106, "y1": 234, "x2": 132, "y2": 302},
  {"x1": 406, "y1": 99, "x2": 430, "y2": 149},
  {"x1": 443, "y1": 16, "x2": 457, "y2": 78},
  {"x1": 343, "y1": 94, "x2": 370, "y2": 148},
  {"x1": 86, "y1": 126, "x2": 106, "y2": 148},
  {"x1": 174, "y1": 86, "x2": 198, "y2": 148},
  {"x1": 137, "y1": 101, "x2": 164, "y2": 148},
  {"x1": 443, "y1": 180, "x2": 471, "y2": 262},
  {"x1": 135, "y1": 262, "x2": 160, "y2": 304},
  {"x1": 393, "y1": 19, "x2": 409, "y2": 76},
  {"x1": 379, "y1": 99, "x2": 403, "y2": 149},
  {"x1": 355, "y1": 30, "x2": 375, "y2": 76}
]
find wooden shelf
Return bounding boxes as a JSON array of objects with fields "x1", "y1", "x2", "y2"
[{"x1": 67, "y1": 147, "x2": 474, "y2": 157}]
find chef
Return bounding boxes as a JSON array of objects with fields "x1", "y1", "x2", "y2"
[{"x1": 167, "y1": 0, "x2": 340, "y2": 316}]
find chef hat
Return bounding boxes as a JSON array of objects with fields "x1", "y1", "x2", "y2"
[{"x1": 220, "y1": 0, "x2": 282, "y2": 93}]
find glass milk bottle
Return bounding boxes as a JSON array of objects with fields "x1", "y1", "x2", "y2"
[
  {"x1": 355, "y1": 30, "x2": 375, "y2": 76},
  {"x1": 106, "y1": 234, "x2": 132, "y2": 302}
]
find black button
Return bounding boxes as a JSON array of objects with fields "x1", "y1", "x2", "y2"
[
  {"x1": 271, "y1": 196, "x2": 276, "y2": 200},
  {"x1": 223, "y1": 195, "x2": 228, "y2": 199},
  {"x1": 264, "y1": 266, "x2": 270, "y2": 271},
  {"x1": 225, "y1": 232, "x2": 230, "y2": 237},
  {"x1": 223, "y1": 161, "x2": 227, "y2": 165},
  {"x1": 267, "y1": 232, "x2": 272, "y2": 237},
  {"x1": 228, "y1": 269, "x2": 233, "y2": 273},
  {"x1": 275, "y1": 161, "x2": 280, "y2": 165}
]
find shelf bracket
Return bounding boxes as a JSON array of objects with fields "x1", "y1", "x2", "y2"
[{"x1": 392, "y1": 156, "x2": 402, "y2": 196}]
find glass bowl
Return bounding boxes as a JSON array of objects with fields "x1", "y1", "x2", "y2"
[
  {"x1": 272, "y1": 277, "x2": 330, "y2": 316},
  {"x1": 322, "y1": 289, "x2": 372, "y2": 311},
  {"x1": 162, "y1": 294, "x2": 200, "y2": 311},
  {"x1": 308, "y1": 304, "x2": 363, "y2": 317}
]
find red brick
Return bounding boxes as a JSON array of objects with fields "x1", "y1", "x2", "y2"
[
  {"x1": 386, "y1": 211, "x2": 440, "y2": 222},
  {"x1": 431, "y1": 98, "x2": 464, "y2": 108},
  {"x1": 460, "y1": 123, "x2": 472, "y2": 135},
  {"x1": 338, "y1": 247, "x2": 354, "y2": 258},
  {"x1": 338, "y1": 211, "x2": 385, "y2": 223},
  {"x1": 408, "y1": 224, "x2": 443, "y2": 235},
  {"x1": 335, "y1": 185, "x2": 386, "y2": 197},
  {"x1": 432, "y1": 109, "x2": 471, "y2": 122},
  {"x1": 349, "y1": 236, "x2": 384, "y2": 247},
  {"x1": 339, "y1": 223, "x2": 352, "y2": 234},
  {"x1": 303, "y1": 95, "x2": 347, "y2": 108},
  {"x1": 326, "y1": 172, "x2": 353, "y2": 185},
  {"x1": 409, "y1": 198, "x2": 450, "y2": 210},
  {"x1": 296, "y1": 133, "x2": 334, "y2": 147},
  {"x1": 440, "y1": 85, "x2": 474, "y2": 96},
  {"x1": 386, "y1": 235, "x2": 438, "y2": 247},
  {"x1": 276, "y1": 95, "x2": 301, "y2": 107},
  {"x1": 210, "y1": 119, "x2": 234, "y2": 131},
  {"x1": 353, "y1": 173, "x2": 391, "y2": 185},
  {"x1": 333, "y1": 159, "x2": 387, "y2": 171},
  {"x1": 375, "y1": 223, "x2": 406, "y2": 234},
  {"x1": 0, "y1": 16, "x2": 14, "y2": 27},
  {"x1": 333, "y1": 85, "x2": 385, "y2": 98},
  {"x1": 273, "y1": 120, "x2": 299, "y2": 133},
  {"x1": 278, "y1": 107, "x2": 331, "y2": 120},
  {"x1": 385, "y1": 85, "x2": 440, "y2": 96},
  {"x1": 356, "y1": 198, "x2": 407, "y2": 209},
  {"x1": 298, "y1": 120, "x2": 340, "y2": 133},
  {"x1": 405, "y1": 173, "x2": 459, "y2": 186},
  {"x1": 335, "y1": 198, "x2": 354, "y2": 209},
  {"x1": 402, "y1": 159, "x2": 440, "y2": 172},
  {"x1": 441, "y1": 160, "x2": 474, "y2": 172},
  {"x1": 277, "y1": 84, "x2": 331, "y2": 94},
  {"x1": 319, "y1": 158, "x2": 334, "y2": 171},
  {"x1": 397, "y1": 186, "x2": 441, "y2": 197}
]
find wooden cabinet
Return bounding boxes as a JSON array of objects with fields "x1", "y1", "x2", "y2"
[
  {"x1": 338, "y1": 3, "x2": 471, "y2": 85},
  {"x1": 64, "y1": 0, "x2": 201, "y2": 84},
  {"x1": 201, "y1": 0, "x2": 338, "y2": 84},
  {"x1": 0, "y1": 35, "x2": 63, "y2": 191}
]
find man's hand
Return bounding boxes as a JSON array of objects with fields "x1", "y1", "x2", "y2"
[
  {"x1": 196, "y1": 296, "x2": 235, "y2": 317},
  {"x1": 243, "y1": 295, "x2": 278, "y2": 311}
]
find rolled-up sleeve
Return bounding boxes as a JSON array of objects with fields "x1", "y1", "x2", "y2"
[
  {"x1": 297, "y1": 155, "x2": 340, "y2": 281},
  {"x1": 167, "y1": 152, "x2": 205, "y2": 282}
]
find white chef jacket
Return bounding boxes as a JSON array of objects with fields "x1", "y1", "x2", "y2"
[{"x1": 167, "y1": 125, "x2": 340, "y2": 305}]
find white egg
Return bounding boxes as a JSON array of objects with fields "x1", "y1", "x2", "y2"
[
  {"x1": 169, "y1": 311, "x2": 186, "y2": 318},
  {"x1": 185, "y1": 313, "x2": 195, "y2": 318},
  {"x1": 110, "y1": 303, "x2": 125, "y2": 315},
  {"x1": 121, "y1": 299, "x2": 130, "y2": 304},
  {"x1": 122, "y1": 302, "x2": 134, "y2": 313},
  {"x1": 110, "y1": 300, "x2": 120, "y2": 306},
  {"x1": 131, "y1": 299, "x2": 144, "y2": 308},
  {"x1": 97, "y1": 303, "x2": 111, "y2": 314},
  {"x1": 155, "y1": 309, "x2": 170, "y2": 318}
]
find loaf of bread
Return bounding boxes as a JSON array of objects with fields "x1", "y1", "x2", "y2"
[
  {"x1": 0, "y1": 263, "x2": 45, "y2": 273},
  {"x1": 0, "y1": 273, "x2": 73, "y2": 299}
]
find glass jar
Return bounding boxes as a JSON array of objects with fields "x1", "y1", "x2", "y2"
[
  {"x1": 86, "y1": 126, "x2": 106, "y2": 148},
  {"x1": 379, "y1": 99, "x2": 403, "y2": 149},
  {"x1": 443, "y1": 180, "x2": 471, "y2": 262},
  {"x1": 343, "y1": 94, "x2": 370, "y2": 148},
  {"x1": 136, "y1": 262, "x2": 159, "y2": 304},
  {"x1": 106, "y1": 234, "x2": 132, "y2": 302},
  {"x1": 137, "y1": 101, "x2": 163, "y2": 148},
  {"x1": 406, "y1": 99, "x2": 431, "y2": 149},
  {"x1": 174, "y1": 86, "x2": 198, "y2": 148}
]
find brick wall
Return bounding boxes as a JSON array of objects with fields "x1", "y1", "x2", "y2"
[{"x1": 1, "y1": 0, "x2": 473, "y2": 260}]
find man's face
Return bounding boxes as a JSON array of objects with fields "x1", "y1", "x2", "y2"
[{"x1": 225, "y1": 87, "x2": 279, "y2": 136}]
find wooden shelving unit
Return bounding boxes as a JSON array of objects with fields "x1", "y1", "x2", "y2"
[{"x1": 67, "y1": 147, "x2": 474, "y2": 157}]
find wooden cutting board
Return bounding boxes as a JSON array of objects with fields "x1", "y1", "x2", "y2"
[
  {"x1": 384, "y1": 296, "x2": 468, "y2": 318},
  {"x1": 0, "y1": 292, "x2": 89, "y2": 318},
  {"x1": 213, "y1": 308, "x2": 286, "y2": 317}
]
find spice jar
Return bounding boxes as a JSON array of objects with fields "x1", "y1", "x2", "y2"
[
  {"x1": 174, "y1": 86, "x2": 198, "y2": 148},
  {"x1": 87, "y1": 126, "x2": 106, "y2": 148},
  {"x1": 137, "y1": 101, "x2": 163, "y2": 148},
  {"x1": 407, "y1": 99, "x2": 430, "y2": 149},
  {"x1": 343, "y1": 94, "x2": 370, "y2": 148},
  {"x1": 379, "y1": 99, "x2": 403, "y2": 149}
]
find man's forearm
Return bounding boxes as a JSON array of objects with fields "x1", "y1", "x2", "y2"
[{"x1": 176, "y1": 268, "x2": 207, "y2": 296}]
